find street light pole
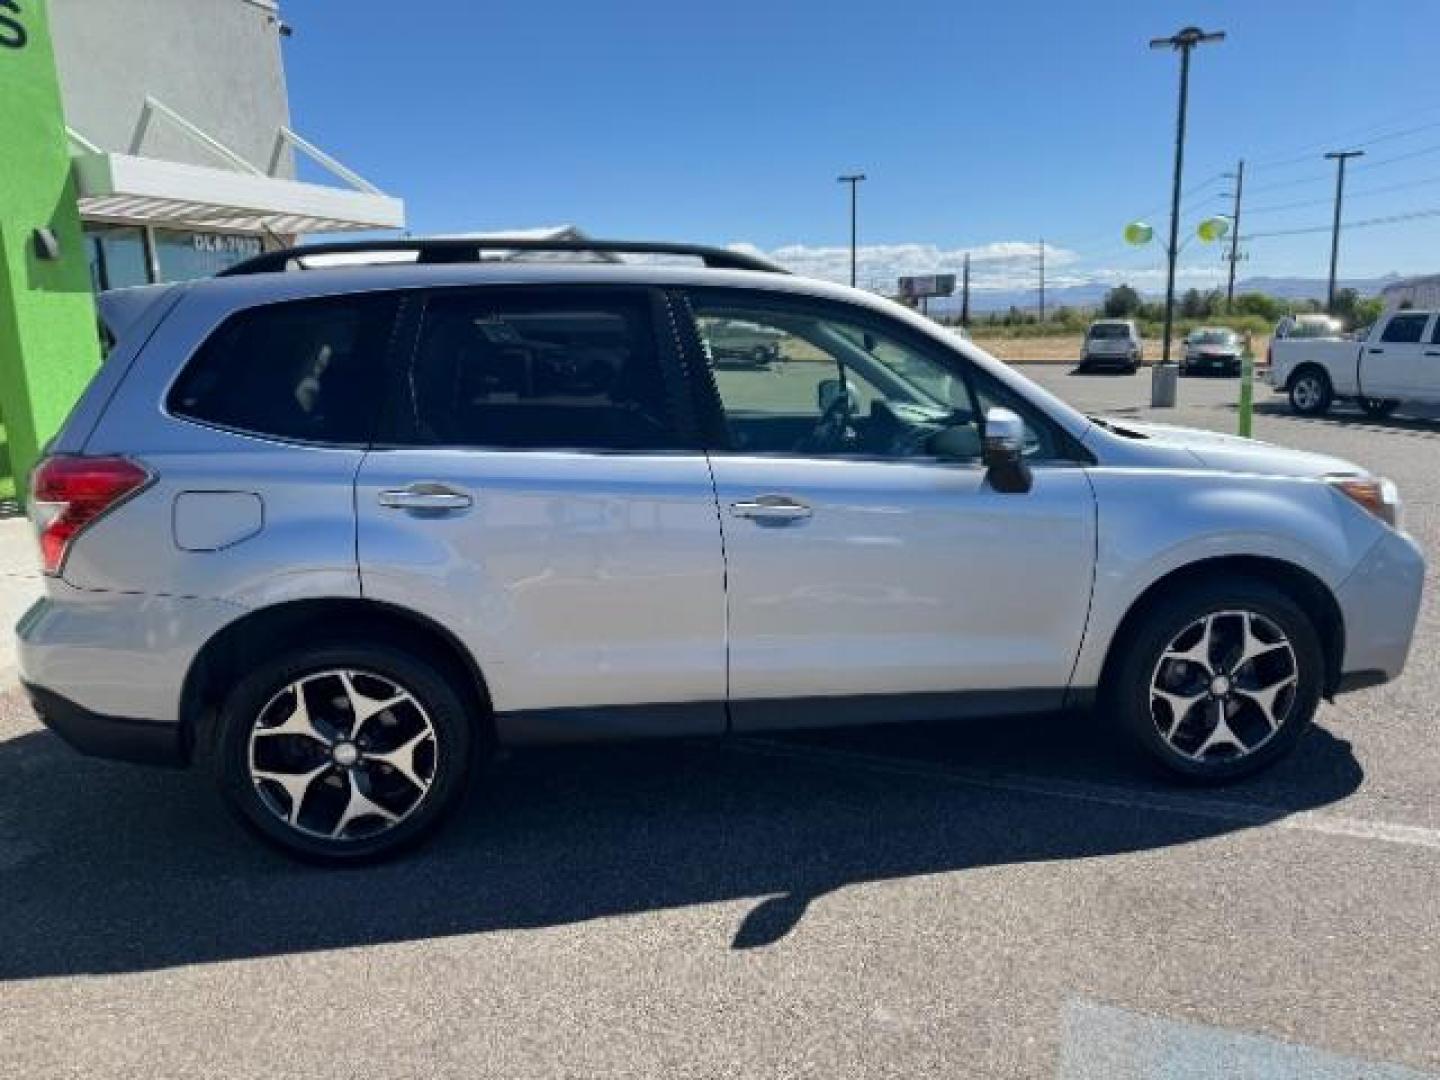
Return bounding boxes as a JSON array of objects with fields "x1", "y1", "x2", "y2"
[
  {"x1": 1324, "y1": 150, "x2": 1364, "y2": 313},
  {"x1": 1149, "y1": 25, "x2": 1225, "y2": 397},
  {"x1": 837, "y1": 173, "x2": 866, "y2": 288}
]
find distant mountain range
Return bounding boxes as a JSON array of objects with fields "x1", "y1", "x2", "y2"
[{"x1": 927, "y1": 274, "x2": 1405, "y2": 315}]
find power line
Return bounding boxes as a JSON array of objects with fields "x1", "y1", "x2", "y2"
[
  {"x1": 1246, "y1": 106, "x2": 1440, "y2": 170},
  {"x1": 1243, "y1": 205, "x2": 1440, "y2": 241},
  {"x1": 1245, "y1": 172, "x2": 1440, "y2": 216}
]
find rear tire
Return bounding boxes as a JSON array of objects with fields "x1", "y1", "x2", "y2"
[
  {"x1": 1288, "y1": 367, "x2": 1333, "y2": 416},
  {"x1": 213, "y1": 641, "x2": 474, "y2": 864},
  {"x1": 1107, "y1": 577, "x2": 1324, "y2": 783}
]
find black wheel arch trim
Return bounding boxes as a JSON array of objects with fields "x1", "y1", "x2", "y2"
[{"x1": 180, "y1": 597, "x2": 496, "y2": 765}]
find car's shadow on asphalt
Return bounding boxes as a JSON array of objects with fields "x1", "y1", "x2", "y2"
[
  {"x1": 0, "y1": 704, "x2": 1363, "y2": 979},
  {"x1": 1251, "y1": 399, "x2": 1440, "y2": 434}
]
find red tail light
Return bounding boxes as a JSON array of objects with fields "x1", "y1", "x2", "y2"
[{"x1": 30, "y1": 456, "x2": 152, "y2": 576}]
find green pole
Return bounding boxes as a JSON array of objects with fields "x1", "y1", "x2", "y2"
[
  {"x1": 1237, "y1": 336, "x2": 1254, "y2": 438},
  {"x1": 0, "y1": 0, "x2": 101, "y2": 503}
]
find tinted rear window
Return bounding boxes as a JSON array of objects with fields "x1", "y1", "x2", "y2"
[
  {"x1": 1088, "y1": 324, "x2": 1130, "y2": 339},
  {"x1": 393, "y1": 289, "x2": 685, "y2": 451},
  {"x1": 168, "y1": 295, "x2": 398, "y2": 444}
]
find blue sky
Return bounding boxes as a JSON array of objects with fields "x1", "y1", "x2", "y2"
[{"x1": 284, "y1": 0, "x2": 1440, "y2": 295}]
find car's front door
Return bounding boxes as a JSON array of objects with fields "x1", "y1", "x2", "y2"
[
  {"x1": 356, "y1": 286, "x2": 727, "y2": 737},
  {"x1": 679, "y1": 289, "x2": 1098, "y2": 730},
  {"x1": 1420, "y1": 315, "x2": 1440, "y2": 403},
  {"x1": 1362, "y1": 311, "x2": 1432, "y2": 398}
]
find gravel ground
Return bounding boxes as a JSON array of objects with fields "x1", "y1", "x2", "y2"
[{"x1": 0, "y1": 364, "x2": 1435, "y2": 1079}]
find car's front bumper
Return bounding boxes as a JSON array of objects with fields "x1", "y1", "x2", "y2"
[{"x1": 1334, "y1": 527, "x2": 1426, "y2": 690}]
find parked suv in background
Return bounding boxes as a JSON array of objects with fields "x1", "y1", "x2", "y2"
[
  {"x1": 1080, "y1": 319, "x2": 1142, "y2": 372},
  {"x1": 18, "y1": 239, "x2": 1425, "y2": 863}
]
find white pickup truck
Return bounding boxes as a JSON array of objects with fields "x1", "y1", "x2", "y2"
[{"x1": 1269, "y1": 309, "x2": 1440, "y2": 417}]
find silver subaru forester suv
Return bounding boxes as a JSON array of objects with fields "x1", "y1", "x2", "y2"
[{"x1": 18, "y1": 239, "x2": 1425, "y2": 862}]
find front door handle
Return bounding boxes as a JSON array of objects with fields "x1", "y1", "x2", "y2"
[
  {"x1": 378, "y1": 483, "x2": 473, "y2": 511},
  {"x1": 1425, "y1": 350, "x2": 1440, "y2": 357},
  {"x1": 730, "y1": 494, "x2": 812, "y2": 522},
  {"x1": 1368, "y1": 348, "x2": 1384, "y2": 354}
]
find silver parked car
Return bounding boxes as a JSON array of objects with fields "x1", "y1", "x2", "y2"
[
  {"x1": 1181, "y1": 327, "x2": 1242, "y2": 377},
  {"x1": 1080, "y1": 319, "x2": 1143, "y2": 373},
  {"x1": 18, "y1": 239, "x2": 1425, "y2": 863}
]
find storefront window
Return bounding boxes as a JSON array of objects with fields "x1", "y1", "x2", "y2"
[
  {"x1": 153, "y1": 229, "x2": 264, "y2": 281},
  {"x1": 85, "y1": 226, "x2": 150, "y2": 292}
]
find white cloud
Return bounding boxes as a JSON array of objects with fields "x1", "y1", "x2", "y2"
[{"x1": 730, "y1": 240, "x2": 1226, "y2": 295}]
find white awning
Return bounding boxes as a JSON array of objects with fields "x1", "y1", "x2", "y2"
[{"x1": 72, "y1": 151, "x2": 406, "y2": 235}]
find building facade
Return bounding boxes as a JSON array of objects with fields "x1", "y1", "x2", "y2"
[
  {"x1": 49, "y1": 0, "x2": 403, "y2": 291},
  {"x1": 1379, "y1": 274, "x2": 1440, "y2": 312}
]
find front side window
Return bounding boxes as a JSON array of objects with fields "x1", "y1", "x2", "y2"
[
  {"x1": 688, "y1": 292, "x2": 1058, "y2": 461},
  {"x1": 1381, "y1": 313, "x2": 1430, "y2": 344},
  {"x1": 398, "y1": 289, "x2": 684, "y2": 451},
  {"x1": 169, "y1": 294, "x2": 399, "y2": 444}
]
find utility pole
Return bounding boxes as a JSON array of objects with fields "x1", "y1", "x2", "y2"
[
  {"x1": 1224, "y1": 158, "x2": 1244, "y2": 307},
  {"x1": 1324, "y1": 150, "x2": 1364, "y2": 313},
  {"x1": 1150, "y1": 26, "x2": 1225, "y2": 375},
  {"x1": 1038, "y1": 238, "x2": 1045, "y2": 323},
  {"x1": 961, "y1": 252, "x2": 971, "y2": 328},
  {"x1": 836, "y1": 173, "x2": 866, "y2": 287}
]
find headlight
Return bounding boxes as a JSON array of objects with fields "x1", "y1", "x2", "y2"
[{"x1": 1327, "y1": 475, "x2": 1401, "y2": 528}]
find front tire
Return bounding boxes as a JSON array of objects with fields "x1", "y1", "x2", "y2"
[
  {"x1": 1288, "y1": 368, "x2": 1333, "y2": 416},
  {"x1": 214, "y1": 642, "x2": 474, "y2": 863},
  {"x1": 1108, "y1": 578, "x2": 1324, "y2": 783}
]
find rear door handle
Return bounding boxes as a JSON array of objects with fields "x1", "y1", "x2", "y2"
[
  {"x1": 1426, "y1": 350, "x2": 1440, "y2": 357},
  {"x1": 1368, "y1": 348, "x2": 1384, "y2": 354},
  {"x1": 378, "y1": 483, "x2": 473, "y2": 511},
  {"x1": 730, "y1": 495, "x2": 812, "y2": 522}
]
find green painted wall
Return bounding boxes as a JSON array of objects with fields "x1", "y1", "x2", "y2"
[{"x1": 0, "y1": 0, "x2": 100, "y2": 502}]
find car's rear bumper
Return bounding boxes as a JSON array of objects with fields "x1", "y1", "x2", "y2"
[
  {"x1": 1334, "y1": 528, "x2": 1427, "y2": 691},
  {"x1": 16, "y1": 583, "x2": 241, "y2": 740},
  {"x1": 23, "y1": 681, "x2": 186, "y2": 766}
]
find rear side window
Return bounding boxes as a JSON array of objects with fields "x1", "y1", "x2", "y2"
[
  {"x1": 394, "y1": 289, "x2": 685, "y2": 451},
  {"x1": 168, "y1": 294, "x2": 399, "y2": 444},
  {"x1": 1380, "y1": 313, "x2": 1430, "y2": 344}
]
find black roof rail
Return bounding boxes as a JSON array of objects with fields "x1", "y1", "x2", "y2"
[{"x1": 218, "y1": 238, "x2": 788, "y2": 277}]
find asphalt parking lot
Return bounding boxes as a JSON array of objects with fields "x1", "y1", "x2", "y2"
[{"x1": 1, "y1": 363, "x2": 1436, "y2": 1079}]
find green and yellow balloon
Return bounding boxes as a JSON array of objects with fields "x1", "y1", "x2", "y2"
[{"x1": 1124, "y1": 217, "x2": 1230, "y2": 247}]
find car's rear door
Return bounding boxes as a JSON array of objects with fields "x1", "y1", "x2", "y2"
[
  {"x1": 355, "y1": 285, "x2": 727, "y2": 738},
  {"x1": 676, "y1": 288, "x2": 1097, "y2": 730}
]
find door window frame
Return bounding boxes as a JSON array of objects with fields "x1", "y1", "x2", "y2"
[
  {"x1": 671, "y1": 286, "x2": 1091, "y2": 466},
  {"x1": 372, "y1": 284, "x2": 707, "y2": 455}
]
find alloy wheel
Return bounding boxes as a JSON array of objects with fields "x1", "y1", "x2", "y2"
[
  {"x1": 1292, "y1": 376, "x2": 1322, "y2": 411},
  {"x1": 1149, "y1": 610, "x2": 1299, "y2": 762},
  {"x1": 247, "y1": 669, "x2": 439, "y2": 841}
]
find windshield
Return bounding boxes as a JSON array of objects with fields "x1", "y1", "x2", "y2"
[
  {"x1": 1189, "y1": 330, "x2": 1237, "y2": 344},
  {"x1": 1088, "y1": 324, "x2": 1131, "y2": 339}
]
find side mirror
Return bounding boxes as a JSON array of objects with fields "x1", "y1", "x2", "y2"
[
  {"x1": 982, "y1": 407, "x2": 1032, "y2": 493},
  {"x1": 817, "y1": 377, "x2": 857, "y2": 414}
]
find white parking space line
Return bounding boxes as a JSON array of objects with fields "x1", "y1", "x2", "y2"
[
  {"x1": 733, "y1": 739, "x2": 1440, "y2": 853},
  {"x1": 1059, "y1": 1000, "x2": 1438, "y2": 1079}
]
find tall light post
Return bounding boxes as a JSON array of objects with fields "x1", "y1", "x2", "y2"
[
  {"x1": 1149, "y1": 25, "x2": 1225, "y2": 391},
  {"x1": 837, "y1": 173, "x2": 866, "y2": 287},
  {"x1": 1324, "y1": 150, "x2": 1364, "y2": 313}
]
